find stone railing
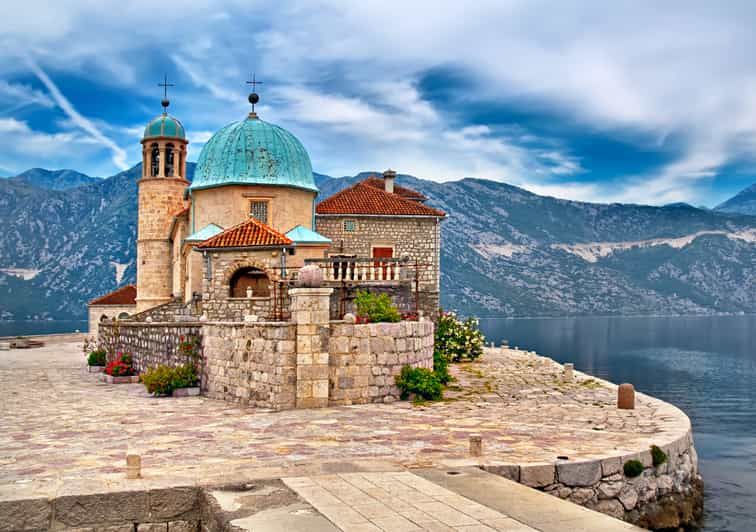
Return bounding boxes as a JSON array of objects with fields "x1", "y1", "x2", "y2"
[{"x1": 305, "y1": 257, "x2": 407, "y2": 283}]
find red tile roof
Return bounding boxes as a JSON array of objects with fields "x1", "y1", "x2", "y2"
[
  {"x1": 362, "y1": 176, "x2": 427, "y2": 201},
  {"x1": 316, "y1": 181, "x2": 445, "y2": 217},
  {"x1": 196, "y1": 217, "x2": 293, "y2": 249},
  {"x1": 89, "y1": 285, "x2": 137, "y2": 306}
]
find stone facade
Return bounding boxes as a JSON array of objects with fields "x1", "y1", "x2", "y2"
[
  {"x1": 315, "y1": 215, "x2": 441, "y2": 317},
  {"x1": 88, "y1": 304, "x2": 136, "y2": 337},
  {"x1": 136, "y1": 176, "x2": 189, "y2": 313},
  {"x1": 328, "y1": 320, "x2": 435, "y2": 405},
  {"x1": 201, "y1": 251, "x2": 282, "y2": 321},
  {"x1": 202, "y1": 322, "x2": 297, "y2": 409},
  {"x1": 315, "y1": 216, "x2": 441, "y2": 291}
]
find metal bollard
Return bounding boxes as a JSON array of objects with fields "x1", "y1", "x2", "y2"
[
  {"x1": 469, "y1": 435, "x2": 483, "y2": 457},
  {"x1": 617, "y1": 383, "x2": 635, "y2": 410},
  {"x1": 126, "y1": 454, "x2": 141, "y2": 479},
  {"x1": 563, "y1": 363, "x2": 574, "y2": 382}
]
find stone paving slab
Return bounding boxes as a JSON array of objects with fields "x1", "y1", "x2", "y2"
[
  {"x1": 283, "y1": 472, "x2": 539, "y2": 531},
  {"x1": 0, "y1": 342, "x2": 690, "y2": 503}
]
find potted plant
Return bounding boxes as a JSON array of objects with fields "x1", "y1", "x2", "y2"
[
  {"x1": 86, "y1": 348, "x2": 107, "y2": 372},
  {"x1": 102, "y1": 352, "x2": 139, "y2": 384}
]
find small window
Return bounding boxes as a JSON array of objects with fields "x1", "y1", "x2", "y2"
[
  {"x1": 343, "y1": 219, "x2": 356, "y2": 232},
  {"x1": 165, "y1": 143, "x2": 175, "y2": 176},
  {"x1": 250, "y1": 201, "x2": 269, "y2": 224},
  {"x1": 150, "y1": 143, "x2": 159, "y2": 176}
]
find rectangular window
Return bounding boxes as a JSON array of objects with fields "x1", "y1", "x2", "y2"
[
  {"x1": 343, "y1": 219, "x2": 356, "y2": 232},
  {"x1": 249, "y1": 201, "x2": 269, "y2": 224}
]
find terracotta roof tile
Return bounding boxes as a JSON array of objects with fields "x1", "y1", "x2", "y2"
[
  {"x1": 196, "y1": 217, "x2": 293, "y2": 249},
  {"x1": 316, "y1": 180, "x2": 445, "y2": 217},
  {"x1": 89, "y1": 285, "x2": 137, "y2": 306},
  {"x1": 362, "y1": 176, "x2": 427, "y2": 201}
]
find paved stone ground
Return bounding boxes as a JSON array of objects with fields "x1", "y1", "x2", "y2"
[{"x1": 0, "y1": 342, "x2": 687, "y2": 506}]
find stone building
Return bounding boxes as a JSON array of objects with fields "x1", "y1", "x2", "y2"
[
  {"x1": 87, "y1": 285, "x2": 136, "y2": 336},
  {"x1": 89, "y1": 88, "x2": 445, "y2": 324}
]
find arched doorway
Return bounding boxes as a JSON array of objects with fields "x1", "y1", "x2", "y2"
[{"x1": 229, "y1": 267, "x2": 270, "y2": 298}]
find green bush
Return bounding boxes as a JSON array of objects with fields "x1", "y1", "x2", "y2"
[
  {"x1": 433, "y1": 349, "x2": 451, "y2": 384},
  {"x1": 435, "y1": 311, "x2": 485, "y2": 363},
  {"x1": 142, "y1": 365, "x2": 175, "y2": 396},
  {"x1": 142, "y1": 364, "x2": 199, "y2": 396},
  {"x1": 354, "y1": 290, "x2": 400, "y2": 323},
  {"x1": 395, "y1": 365, "x2": 443, "y2": 401},
  {"x1": 171, "y1": 363, "x2": 199, "y2": 390},
  {"x1": 623, "y1": 459, "x2": 644, "y2": 478},
  {"x1": 87, "y1": 349, "x2": 107, "y2": 366},
  {"x1": 651, "y1": 445, "x2": 668, "y2": 467}
]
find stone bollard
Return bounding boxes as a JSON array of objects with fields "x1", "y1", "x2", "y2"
[
  {"x1": 563, "y1": 363, "x2": 574, "y2": 382},
  {"x1": 618, "y1": 383, "x2": 635, "y2": 410},
  {"x1": 469, "y1": 435, "x2": 483, "y2": 457},
  {"x1": 126, "y1": 454, "x2": 141, "y2": 479}
]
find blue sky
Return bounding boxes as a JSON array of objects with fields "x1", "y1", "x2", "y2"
[{"x1": 1, "y1": 1, "x2": 756, "y2": 206}]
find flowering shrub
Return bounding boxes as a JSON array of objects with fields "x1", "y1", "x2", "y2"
[
  {"x1": 435, "y1": 311, "x2": 485, "y2": 363},
  {"x1": 395, "y1": 365, "x2": 443, "y2": 401},
  {"x1": 178, "y1": 335, "x2": 201, "y2": 362},
  {"x1": 105, "y1": 352, "x2": 134, "y2": 377},
  {"x1": 87, "y1": 349, "x2": 107, "y2": 366},
  {"x1": 354, "y1": 290, "x2": 400, "y2": 323},
  {"x1": 142, "y1": 363, "x2": 199, "y2": 396}
]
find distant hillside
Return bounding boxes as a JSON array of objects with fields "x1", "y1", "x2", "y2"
[
  {"x1": 0, "y1": 165, "x2": 754, "y2": 321},
  {"x1": 716, "y1": 183, "x2": 756, "y2": 215},
  {"x1": 4, "y1": 168, "x2": 101, "y2": 191}
]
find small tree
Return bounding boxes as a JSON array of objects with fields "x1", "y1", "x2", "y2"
[
  {"x1": 354, "y1": 290, "x2": 401, "y2": 323},
  {"x1": 435, "y1": 311, "x2": 485, "y2": 363}
]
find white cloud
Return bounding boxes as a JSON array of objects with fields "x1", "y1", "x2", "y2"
[{"x1": 26, "y1": 58, "x2": 128, "y2": 170}]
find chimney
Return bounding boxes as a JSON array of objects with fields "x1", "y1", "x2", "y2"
[{"x1": 383, "y1": 169, "x2": 396, "y2": 194}]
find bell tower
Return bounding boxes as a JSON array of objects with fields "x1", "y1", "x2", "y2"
[{"x1": 136, "y1": 78, "x2": 189, "y2": 312}]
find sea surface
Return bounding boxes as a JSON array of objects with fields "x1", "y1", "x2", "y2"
[
  {"x1": 479, "y1": 315, "x2": 756, "y2": 532},
  {"x1": 0, "y1": 320, "x2": 88, "y2": 337}
]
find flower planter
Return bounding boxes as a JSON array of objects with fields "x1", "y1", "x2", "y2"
[
  {"x1": 101, "y1": 374, "x2": 139, "y2": 384},
  {"x1": 87, "y1": 365, "x2": 105, "y2": 373},
  {"x1": 172, "y1": 387, "x2": 200, "y2": 397}
]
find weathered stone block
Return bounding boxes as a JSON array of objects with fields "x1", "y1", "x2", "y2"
[
  {"x1": 557, "y1": 460, "x2": 602, "y2": 487},
  {"x1": 0, "y1": 498, "x2": 51, "y2": 531},
  {"x1": 520, "y1": 463, "x2": 555, "y2": 487},
  {"x1": 53, "y1": 491, "x2": 150, "y2": 526}
]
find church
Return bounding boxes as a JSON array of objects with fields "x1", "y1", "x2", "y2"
[{"x1": 89, "y1": 86, "x2": 445, "y2": 332}]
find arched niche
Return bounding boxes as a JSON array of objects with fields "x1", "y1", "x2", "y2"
[{"x1": 229, "y1": 266, "x2": 270, "y2": 298}]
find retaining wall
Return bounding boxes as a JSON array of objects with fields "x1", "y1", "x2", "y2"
[
  {"x1": 329, "y1": 320, "x2": 435, "y2": 405},
  {"x1": 484, "y1": 401, "x2": 703, "y2": 529},
  {"x1": 99, "y1": 322, "x2": 202, "y2": 374}
]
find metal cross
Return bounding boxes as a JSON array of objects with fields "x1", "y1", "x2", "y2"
[
  {"x1": 158, "y1": 74, "x2": 174, "y2": 104},
  {"x1": 246, "y1": 72, "x2": 263, "y2": 92}
]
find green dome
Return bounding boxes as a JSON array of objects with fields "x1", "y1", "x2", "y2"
[
  {"x1": 143, "y1": 113, "x2": 186, "y2": 140},
  {"x1": 189, "y1": 116, "x2": 317, "y2": 192}
]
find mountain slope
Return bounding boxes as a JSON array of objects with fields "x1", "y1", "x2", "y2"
[
  {"x1": 716, "y1": 183, "x2": 756, "y2": 215},
  {"x1": 5, "y1": 168, "x2": 101, "y2": 190},
  {"x1": 0, "y1": 166, "x2": 753, "y2": 321}
]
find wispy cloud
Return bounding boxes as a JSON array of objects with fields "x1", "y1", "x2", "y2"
[{"x1": 26, "y1": 58, "x2": 128, "y2": 170}]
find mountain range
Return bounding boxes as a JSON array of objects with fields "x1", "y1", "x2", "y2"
[{"x1": 0, "y1": 165, "x2": 754, "y2": 322}]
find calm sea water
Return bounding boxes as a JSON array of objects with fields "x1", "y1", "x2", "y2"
[
  {"x1": 479, "y1": 315, "x2": 756, "y2": 532},
  {"x1": 0, "y1": 320, "x2": 88, "y2": 337}
]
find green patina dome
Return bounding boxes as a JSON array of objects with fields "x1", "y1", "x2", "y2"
[
  {"x1": 143, "y1": 113, "x2": 186, "y2": 140},
  {"x1": 189, "y1": 115, "x2": 317, "y2": 192}
]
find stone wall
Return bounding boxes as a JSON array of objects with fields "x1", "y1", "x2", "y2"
[
  {"x1": 485, "y1": 429, "x2": 703, "y2": 530},
  {"x1": 328, "y1": 320, "x2": 434, "y2": 405},
  {"x1": 201, "y1": 322, "x2": 297, "y2": 409},
  {"x1": 132, "y1": 298, "x2": 199, "y2": 323},
  {"x1": 99, "y1": 321, "x2": 202, "y2": 373}
]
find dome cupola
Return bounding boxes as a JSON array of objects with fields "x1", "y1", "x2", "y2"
[{"x1": 143, "y1": 114, "x2": 186, "y2": 140}]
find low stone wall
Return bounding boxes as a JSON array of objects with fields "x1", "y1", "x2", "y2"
[
  {"x1": 202, "y1": 321, "x2": 297, "y2": 409},
  {"x1": 99, "y1": 322, "x2": 202, "y2": 373},
  {"x1": 484, "y1": 405, "x2": 703, "y2": 530},
  {"x1": 328, "y1": 320, "x2": 434, "y2": 405},
  {"x1": 202, "y1": 296, "x2": 273, "y2": 321}
]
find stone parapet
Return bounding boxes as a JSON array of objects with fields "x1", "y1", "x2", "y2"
[
  {"x1": 290, "y1": 288, "x2": 332, "y2": 408},
  {"x1": 328, "y1": 320, "x2": 434, "y2": 405}
]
